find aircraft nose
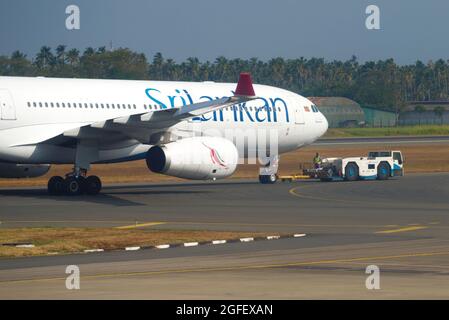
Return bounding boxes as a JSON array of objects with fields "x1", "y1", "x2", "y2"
[{"x1": 318, "y1": 113, "x2": 328, "y2": 137}]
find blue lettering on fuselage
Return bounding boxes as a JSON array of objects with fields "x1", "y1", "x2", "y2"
[{"x1": 144, "y1": 87, "x2": 290, "y2": 123}]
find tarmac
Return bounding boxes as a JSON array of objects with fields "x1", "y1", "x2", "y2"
[{"x1": 0, "y1": 173, "x2": 448, "y2": 299}]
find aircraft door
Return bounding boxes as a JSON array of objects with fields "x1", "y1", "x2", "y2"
[{"x1": 294, "y1": 104, "x2": 305, "y2": 125}]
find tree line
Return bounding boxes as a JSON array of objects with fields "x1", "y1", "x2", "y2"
[{"x1": 1, "y1": 45, "x2": 449, "y2": 113}]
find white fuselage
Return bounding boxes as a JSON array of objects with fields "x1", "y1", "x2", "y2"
[{"x1": 0, "y1": 76, "x2": 328, "y2": 165}]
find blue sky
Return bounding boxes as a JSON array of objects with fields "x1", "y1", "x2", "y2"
[{"x1": 0, "y1": 0, "x2": 448, "y2": 64}]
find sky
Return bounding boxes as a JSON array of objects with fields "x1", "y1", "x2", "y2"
[{"x1": 0, "y1": 0, "x2": 448, "y2": 64}]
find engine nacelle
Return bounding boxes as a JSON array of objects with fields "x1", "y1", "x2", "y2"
[
  {"x1": 0, "y1": 163, "x2": 51, "y2": 178},
  {"x1": 146, "y1": 137, "x2": 238, "y2": 180}
]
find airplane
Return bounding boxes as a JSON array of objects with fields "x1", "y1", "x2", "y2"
[{"x1": 0, "y1": 73, "x2": 328, "y2": 195}]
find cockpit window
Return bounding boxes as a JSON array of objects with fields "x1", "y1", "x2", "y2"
[{"x1": 311, "y1": 105, "x2": 319, "y2": 113}]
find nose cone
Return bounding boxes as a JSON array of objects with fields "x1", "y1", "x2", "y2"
[{"x1": 318, "y1": 113, "x2": 328, "y2": 137}]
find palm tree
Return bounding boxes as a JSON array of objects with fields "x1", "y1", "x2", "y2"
[
  {"x1": 214, "y1": 56, "x2": 228, "y2": 81},
  {"x1": 186, "y1": 57, "x2": 200, "y2": 81},
  {"x1": 83, "y1": 47, "x2": 95, "y2": 56},
  {"x1": 66, "y1": 48, "x2": 80, "y2": 66},
  {"x1": 34, "y1": 46, "x2": 55, "y2": 69},
  {"x1": 56, "y1": 45, "x2": 67, "y2": 65},
  {"x1": 150, "y1": 52, "x2": 164, "y2": 79},
  {"x1": 11, "y1": 51, "x2": 26, "y2": 60}
]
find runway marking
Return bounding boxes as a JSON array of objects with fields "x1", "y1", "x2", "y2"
[
  {"x1": 155, "y1": 221, "x2": 407, "y2": 229},
  {"x1": 115, "y1": 222, "x2": 165, "y2": 229},
  {"x1": 288, "y1": 186, "x2": 449, "y2": 210},
  {"x1": 4, "y1": 219, "x2": 445, "y2": 230},
  {"x1": 375, "y1": 226, "x2": 428, "y2": 234},
  {"x1": 1, "y1": 250, "x2": 448, "y2": 285},
  {"x1": 288, "y1": 186, "x2": 374, "y2": 205}
]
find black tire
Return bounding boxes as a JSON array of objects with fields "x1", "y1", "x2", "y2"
[
  {"x1": 64, "y1": 176, "x2": 84, "y2": 195},
  {"x1": 377, "y1": 162, "x2": 390, "y2": 180},
  {"x1": 344, "y1": 163, "x2": 359, "y2": 181},
  {"x1": 85, "y1": 176, "x2": 102, "y2": 195},
  {"x1": 259, "y1": 174, "x2": 278, "y2": 184},
  {"x1": 48, "y1": 176, "x2": 64, "y2": 195}
]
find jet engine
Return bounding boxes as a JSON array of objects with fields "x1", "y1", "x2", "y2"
[
  {"x1": 146, "y1": 137, "x2": 238, "y2": 180},
  {"x1": 0, "y1": 163, "x2": 51, "y2": 178}
]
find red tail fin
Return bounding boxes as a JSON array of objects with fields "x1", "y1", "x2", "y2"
[{"x1": 234, "y1": 72, "x2": 256, "y2": 97}]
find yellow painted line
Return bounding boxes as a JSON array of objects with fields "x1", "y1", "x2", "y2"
[
  {"x1": 288, "y1": 186, "x2": 368, "y2": 204},
  {"x1": 375, "y1": 226, "x2": 428, "y2": 234},
  {"x1": 1, "y1": 219, "x2": 430, "y2": 229},
  {"x1": 115, "y1": 222, "x2": 165, "y2": 230},
  {"x1": 1, "y1": 250, "x2": 448, "y2": 285},
  {"x1": 288, "y1": 186, "x2": 449, "y2": 210}
]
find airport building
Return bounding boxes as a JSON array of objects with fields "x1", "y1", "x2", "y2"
[
  {"x1": 399, "y1": 101, "x2": 449, "y2": 125},
  {"x1": 309, "y1": 97, "x2": 402, "y2": 127},
  {"x1": 308, "y1": 97, "x2": 365, "y2": 128},
  {"x1": 362, "y1": 106, "x2": 397, "y2": 127}
]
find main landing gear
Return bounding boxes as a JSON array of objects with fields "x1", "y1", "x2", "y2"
[
  {"x1": 48, "y1": 140, "x2": 102, "y2": 196},
  {"x1": 47, "y1": 169, "x2": 102, "y2": 196}
]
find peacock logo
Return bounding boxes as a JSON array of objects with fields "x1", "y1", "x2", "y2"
[{"x1": 202, "y1": 143, "x2": 228, "y2": 169}]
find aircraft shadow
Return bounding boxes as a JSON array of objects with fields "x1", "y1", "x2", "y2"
[{"x1": 0, "y1": 187, "x2": 212, "y2": 207}]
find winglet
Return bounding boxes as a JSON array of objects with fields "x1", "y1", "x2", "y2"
[{"x1": 234, "y1": 72, "x2": 256, "y2": 97}]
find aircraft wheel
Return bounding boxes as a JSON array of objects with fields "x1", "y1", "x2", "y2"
[
  {"x1": 85, "y1": 176, "x2": 102, "y2": 195},
  {"x1": 64, "y1": 176, "x2": 84, "y2": 195},
  {"x1": 48, "y1": 176, "x2": 64, "y2": 195}
]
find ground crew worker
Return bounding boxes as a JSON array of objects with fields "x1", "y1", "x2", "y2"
[{"x1": 313, "y1": 152, "x2": 321, "y2": 168}]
